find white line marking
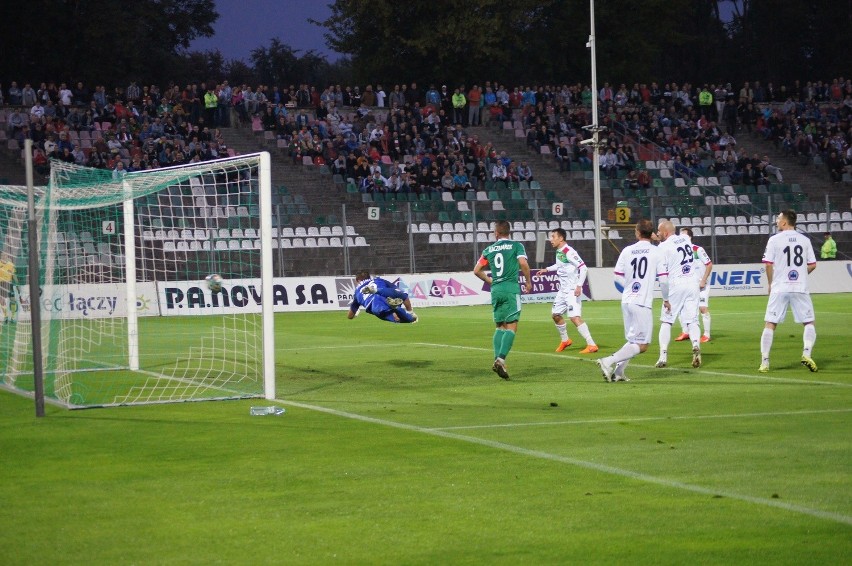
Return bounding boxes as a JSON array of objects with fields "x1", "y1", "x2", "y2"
[
  {"x1": 273, "y1": 397, "x2": 852, "y2": 527},
  {"x1": 278, "y1": 342, "x2": 850, "y2": 387},
  {"x1": 433, "y1": 408, "x2": 852, "y2": 430},
  {"x1": 407, "y1": 342, "x2": 852, "y2": 387}
]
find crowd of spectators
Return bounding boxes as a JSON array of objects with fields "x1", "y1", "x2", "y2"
[
  {"x1": 2, "y1": 80, "x2": 234, "y2": 177},
  {"x1": 2, "y1": 77, "x2": 850, "y2": 187}
]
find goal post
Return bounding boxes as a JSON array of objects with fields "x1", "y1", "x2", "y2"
[{"x1": 0, "y1": 152, "x2": 276, "y2": 408}]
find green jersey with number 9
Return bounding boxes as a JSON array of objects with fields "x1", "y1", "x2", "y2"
[{"x1": 479, "y1": 239, "x2": 528, "y2": 289}]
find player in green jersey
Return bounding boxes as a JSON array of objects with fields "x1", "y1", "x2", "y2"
[{"x1": 473, "y1": 220, "x2": 532, "y2": 379}]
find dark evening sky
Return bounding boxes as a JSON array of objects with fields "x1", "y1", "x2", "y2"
[{"x1": 190, "y1": 1, "x2": 341, "y2": 62}]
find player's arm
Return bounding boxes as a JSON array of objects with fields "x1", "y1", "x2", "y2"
[
  {"x1": 519, "y1": 256, "x2": 532, "y2": 293},
  {"x1": 806, "y1": 241, "x2": 817, "y2": 274},
  {"x1": 658, "y1": 270, "x2": 670, "y2": 302},
  {"x1": 473, "y1": 257, "x2": 491, "y2": 285},
  {"x1": 536, "y1": 262, "x2": 558, "y2": 276},
  {"x1": 700, "y1": 260, "x2": 712, "y2": 289},
  {"x1": 574, "y1": 262, "x2": 587, "y2": 297},
  {"x1": 613, "y1": 251, "x2": 626, "y2": 287},
  {"x1": 347, "y1": 298, "x2": 359, "y2": 319},
  {"x1": 764, "y1": 262, "x2": 773, "y2": 295}
]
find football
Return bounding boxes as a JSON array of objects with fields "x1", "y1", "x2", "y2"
[{"x1": 205, "y1": 274, "x2": 224, "y2": 292}]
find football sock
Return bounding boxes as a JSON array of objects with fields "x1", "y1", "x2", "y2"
[
  {"x1": 499, "y1": 330, "x2": 516, "y2": 359},
  {"x1": 659, "y1": 323, "x2": 671, "y2": 358},
  {"x1": 702, "y1": 312, "x2": 711, "y2": 337},
  {"x1": 760, "y1": 328, "x2": 774, "y2": 362},
  {"x1": 689, "y1": 322, "x2": 701, "y2": 348},
  {"x1": 611, "y1": 342, "x2": 641, "y2": 364},
  {"x1": 576, "y1": 322, "x2": 595, "y2": 345},
  {"x1": 615, "y1": 359, "x2": 629, "y2": 377},
  {"x1": 803, "y1": 324, "x2": 816, "y2": 357},
  {"x1": 493, "y1": 329, "x2": 505, "y2": 359},
  {"x1": 680, "y1": 324, "x2": 688, "y2": 335},
  {"x1": 556, "y1": 323, "x2": 568, "y2": 342}
]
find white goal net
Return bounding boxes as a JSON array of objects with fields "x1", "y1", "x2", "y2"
[{"x1": 0, "y1": 152, "x2": 275, "y2": 408}]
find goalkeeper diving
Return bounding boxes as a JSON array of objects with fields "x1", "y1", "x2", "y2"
[{"x1": 347, "y1": 271, "x2": 418, "y2": 324}]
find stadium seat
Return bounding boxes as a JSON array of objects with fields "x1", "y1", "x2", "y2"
[{"x1": 428, "y1": 234, "x2": 440, "y2": 244}]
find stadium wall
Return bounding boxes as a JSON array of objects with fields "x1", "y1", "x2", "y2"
[{"x1": 4, "y1": 262, "x2": 850, "y2": 320}]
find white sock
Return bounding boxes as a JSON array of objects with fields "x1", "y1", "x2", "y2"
[
  {"x1": 803, "y1": 324, "x2": 816, "y2": 357},
  {"x1": 658, "y1": 323, "x2": 671, "y2": 359},
  {"x1": 576, "y1": 322, "x2": 595, "y2": 345},
  {"x1": 615, "y1": 359, "x2": 630, "y2": 377},
  {"x1": 680, "y1": 323, "x2": 687, "y2": 335},
  {"x1": 689, "y1": 322, "x2": 701, "y2": 349},
  {"x1": 702, "y1": 312, "x2": 711, "y2": 337},
  {"x1": 760, "y1": 328, "x2": 774, "y2": 364},
  {"x1": 610, "y1": 342, "x2": 642, "y2": 365},
  {"x1": 556, "y1": 323, "x2": 568, "y2": 341}
]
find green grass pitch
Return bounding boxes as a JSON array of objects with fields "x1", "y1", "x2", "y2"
[{"x1": 1, "y1": 294, "x2": 850, "y2": 564}]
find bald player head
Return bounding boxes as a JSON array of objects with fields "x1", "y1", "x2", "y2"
[{"x1": 656, "y1": 220, "x2": 676, "y2": 241}]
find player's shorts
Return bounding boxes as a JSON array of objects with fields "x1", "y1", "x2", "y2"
[
  {"x1": 551, "y1": 291, "x2": 582, "y2": 318},
  {"x1": 622, "y1": 303, "x2": 653, "y2": 344},
  {"x1": 764, "y1": 292, "x2": 815, "y2": 325},
  {"x1": 491, "y1": 285, "x2": 522, "y2": 324},
  {"x1": 660, "y1": 285, "x2": 699, "y2": 325},
  {"x1": 698, "y1": 286, "x2": 709, "y2": 308}
]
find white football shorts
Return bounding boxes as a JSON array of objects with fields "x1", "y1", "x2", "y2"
[
  {"x1": 660, "y1": 285, "x2": 699, "y2": 325},
  {"x1": 623, "y1": 303, "x2": 653, "y2": 344},
  {"x1": 698, "y1": 286, "x2": 710, "y2": 308},
  {"x1": 764, "y1": 292, "x2": 815, "y2": 325},
  {"x1": 552, "y1": 290, "x2": 582, "y2": 318}
]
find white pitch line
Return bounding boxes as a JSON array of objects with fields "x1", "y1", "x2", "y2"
[
  {"x1": 433, "y1": 407, "x2": 852, "y2": 431},
  {"x1": 277, "y1": 342, "x2": 851, "y2": 387},
  {"x1": 408, "y1": 342, "x2": 852, "y2": 388},
  {"x1": 273, "y1": 397, "x2": 852, "y2": 527}
]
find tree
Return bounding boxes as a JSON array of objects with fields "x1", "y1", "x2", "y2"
[{"x1": 0, "y1": 0, "x2": 217, "y2": 86}]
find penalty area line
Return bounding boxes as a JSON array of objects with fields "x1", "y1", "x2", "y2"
[
  {"x1": 433, "y1": 407, "x2": 852, "y2": 431},
  {"x1": 273, "y1": 397, "x2": 852, "y2": 527},
  {"x1": 410, "y1": 342, "x2": 852, "y2": 388}
]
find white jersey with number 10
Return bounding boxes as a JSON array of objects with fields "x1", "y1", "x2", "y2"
[{"x1": 614, "y1": 240, "x2": 665, "y2": 308}]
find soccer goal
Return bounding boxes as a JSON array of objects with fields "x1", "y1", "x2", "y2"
[{"x1": 0, "y1": 152, "x2": 275, "y2": 408}]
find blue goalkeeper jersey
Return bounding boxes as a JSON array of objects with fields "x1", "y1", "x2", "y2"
[{"x1": 350, "y1": 279, "x2": 392, "y2": 315}]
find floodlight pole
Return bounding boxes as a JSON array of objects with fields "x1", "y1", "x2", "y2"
[
  {"x1": 588, "y1": 0, "x2": 604, "y2": 267},
  {"x1": 25, "y1": 140, "x2": 45, "y2": 417}
]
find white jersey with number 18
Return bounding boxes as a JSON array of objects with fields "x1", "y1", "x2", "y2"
[{"x1": 762, "y1": 230, "x2": 816, "y2": 294}]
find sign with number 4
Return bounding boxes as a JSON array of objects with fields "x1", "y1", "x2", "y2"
[{"x1": 102, "y1": 220, "x2": 116, "y2": 235}]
